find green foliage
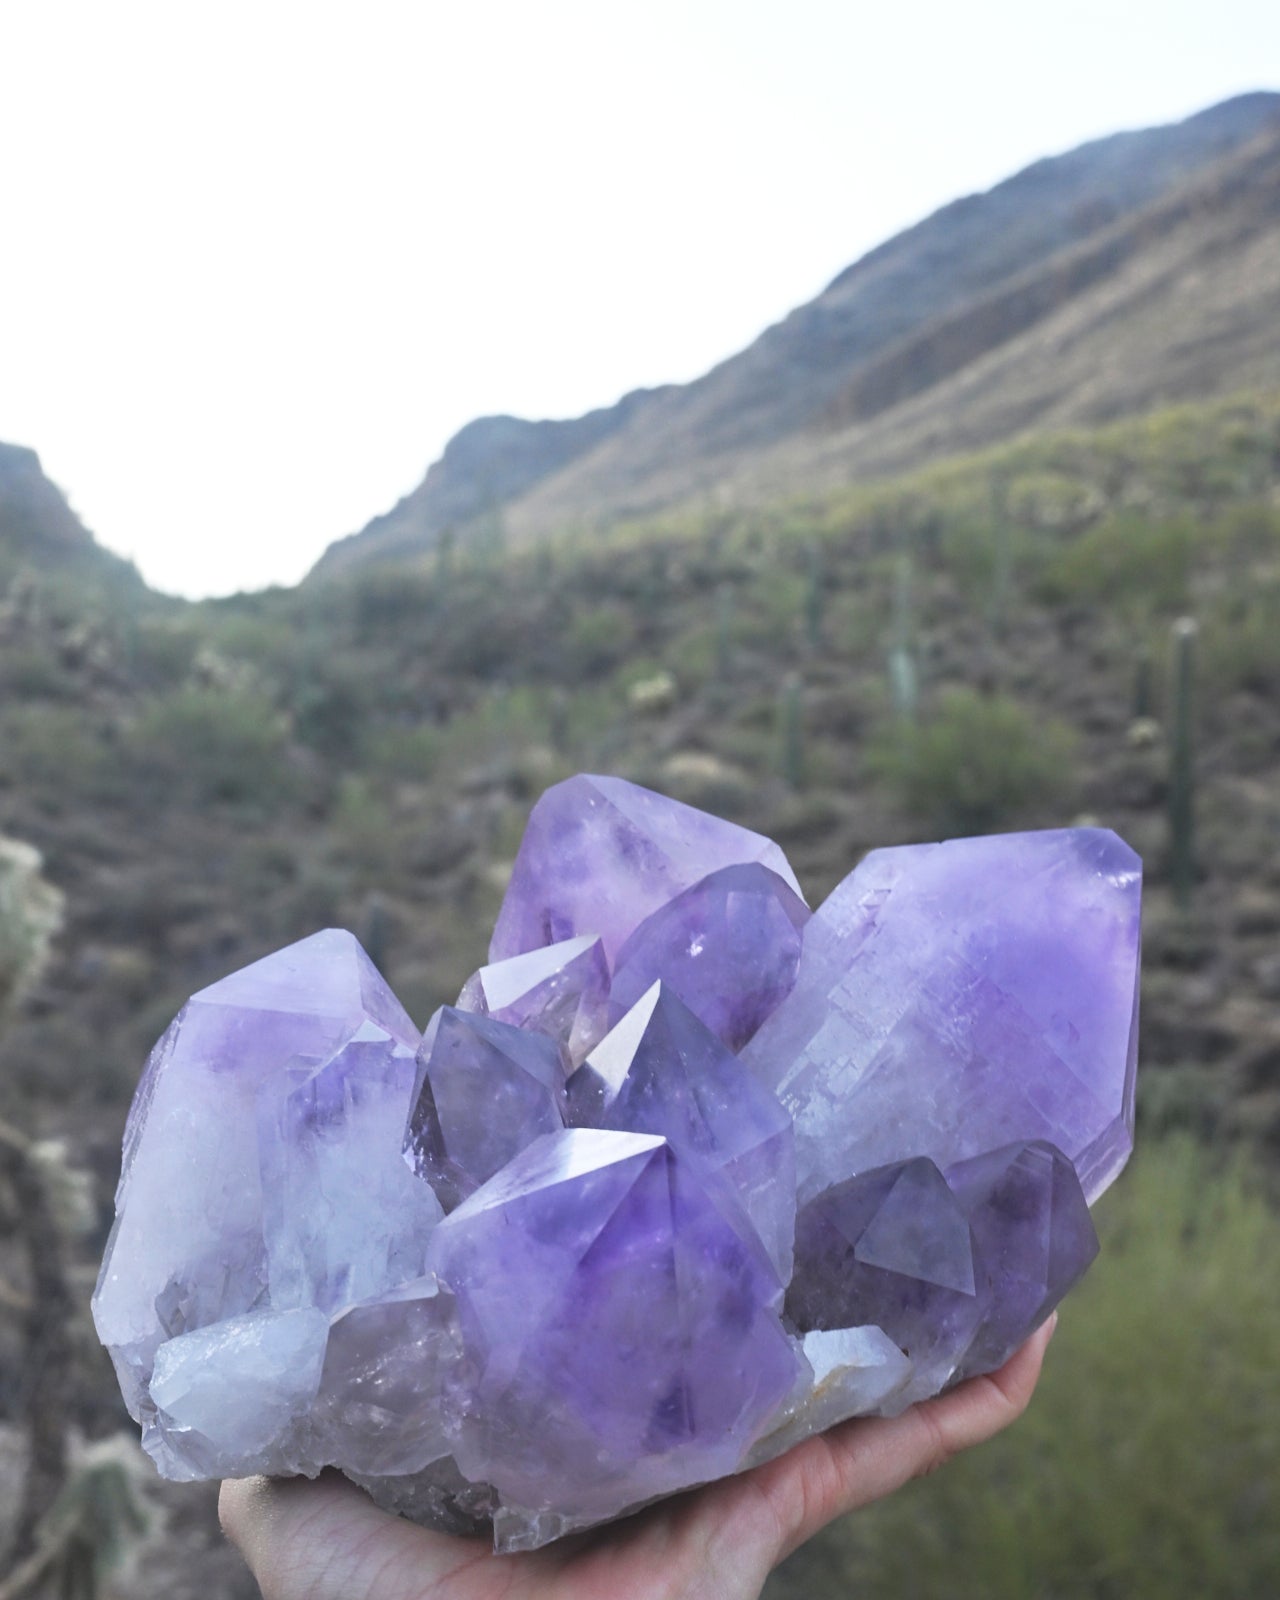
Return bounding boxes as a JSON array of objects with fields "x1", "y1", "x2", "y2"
[
  {"x1": 766, "y1": 1139, "x2": 1280, "y2": 1600},
  {"x1": 360, "y1": 722, "x2": 442, "y2": 784},
  {"x1": 562, "y1": 604, "x2": 640, "y2": 676},
  {"x1": 0, "y1": 704, "x2": 122, "y2": 807},
  {"x1": 125, "y1": 615, "x2": 203, "y2": 689},
  {"x1": 127, "y1": 686, "x2": 299, "y2": 807},
  {"x1": 778, "y1": 674, "x2": 805, "y2": 788},
  {"x1": 1201, "y1": 572, "x2": 1280, "y2": 695},
  {"x1": 1206, "y1": 501, "x2": 1280, "y2": 561},
  {"x1": 1033, "y1": 512, "x2": 1197, "y2": 612},
  {"x1": 871, "y1": 688, "x2": 1075, "y2": 834}
]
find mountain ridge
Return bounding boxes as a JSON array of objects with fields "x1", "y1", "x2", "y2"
[
  {"x1": 0, "y1": 442, "x2": 142, "y2": 589},
  {"x1": 313, "y1": 90, "x2": 1280, "y2": 578}
]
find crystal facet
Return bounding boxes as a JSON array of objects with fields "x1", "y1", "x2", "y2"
[
  {"x1": 741, "y1": 828, "x2": 1141, "y2": 1205},
  {"x1": 788, "y1": 1157, "x2": 986, "y2": 1407},
  {"x1": 489, "y1": 773, "x2": 805, "y2": 965},
  {"x1": 565, "y1": 982, "x2": 796, "y2": 1281},
  {"x1": 94, "y1": 778, "x2": 1139, "y2": 1552},
  {"x1": 426, "y1": 1128, "x2": 801, "y2": 1540},
  {"x1": 609, "y1": 862, "x2": 810, "y2": 1050},
  {"x1": 457, "y1": 934, "x2": 609, "y2": 1065},
  {"x1": 93, "y1": 929, "x2": 436, "y2": 1431},
  {"x1": 404, "y1": 1006, "x2": 567, "y2": 1212},
  {"x1": 946, "y1": 1139, "x2": 1099, "y2": 1383}
]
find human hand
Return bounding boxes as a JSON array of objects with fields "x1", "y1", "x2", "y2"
[{"x1": 220, "y1": 1312, "x2": 1056, "y2": 1600}]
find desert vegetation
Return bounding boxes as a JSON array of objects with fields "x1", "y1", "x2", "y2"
[{"x1": 1, "y1": 391, "x2": 1279, "y2": 1594}]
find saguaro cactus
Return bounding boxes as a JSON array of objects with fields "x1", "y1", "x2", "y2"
[
  {"x1": 989, "y1": 472, "x2": 1012, "y2": 635},
  {"x1": 1169, "y1": 617, "x2": 1197, "y2": 910},
  {"x1": 715, "y1": 583, "x2": 735, "y2": 680},
  {"x1": 804, "y1": 542, "x2": 825, "y2": 652},
  {"x1": 779, "y1": 672, "x2": 805, "y2": 788},
  {"x1": 887, "y1": 553, "x2": 919, "y2": 725}
]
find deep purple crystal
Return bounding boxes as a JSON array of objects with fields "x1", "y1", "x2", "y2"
[
  {"x1": 489, "y1": 773, "x2": 805, "y2": 965},
  {"x1": 609, "y1": 862, "x2": 810, "y2": 1050},
  {"x1": 742, "y1": 828, "x2": 1141, "y2": 1205},
  {"x1": 404, "y1": 1006, "x2": 567, "y2": 1212},
  {"x1": 94, "y1": 778, "x2": 1139, "y2": 1553},
  {"x1": 426, "y1": 1127, "x2": 802, "y2": 1539},
  {"x1": 565, "y1": 981, "x2": 796, "y2": 1280},
  {"x1": 788, "y1": 1156, "x2": 985, "y2": 1407},
  {"x1": 789, "y1": 1139, "x2": 1098, "y2": 1409},
  {"x1": 946, "y1": 1139, "x2": 1099, "y2": 1383}
]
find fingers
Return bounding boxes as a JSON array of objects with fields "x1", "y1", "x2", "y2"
[
  {"x1": 219, "y1": 1472, "x2": 491, "y2": 1600},
  {"x1": 906, "y1": 1310, "x2": 1057, "y2": 1476},
  {"x1": 755, "y1": 1312, "x2": 1058, "y2": 1565}
]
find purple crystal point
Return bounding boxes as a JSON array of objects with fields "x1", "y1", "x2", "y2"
[
  {"x1": 742, "y1": 828, "x2": 1141, "y2": 1205},
  {"x1": 457, "y1": 934, "x2": 609, "y2": 1064},
  {"x1": 946, "y1": 1140, "x2": 1098, "y2": 1384},
  {"x1": 405, "y1": 1006, "x2": 567, "y2": 1211},
  {"x1": 565, "y1": 982, "x2": 796, "y2": 1280},
  {"x1": 788, "y1": 1157, "x2": 983, "y2": 1408},
  {"x1": 609, "y1": 862, "x2": 810, "y2": 1050},
  {"x1": 93, "y1": 930, "x2": 430, "y2": 1436},
  {"x1": 426, "y1": 1127, "x2": 800, "y2": 1535},
  {"x1": 92, "y1": 777, "x2": 1142, "y2": 1550},
  {"x1": 489, "y1": 774, "x2": 804, "y2": 966}
]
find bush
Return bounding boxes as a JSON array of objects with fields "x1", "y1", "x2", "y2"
[
  {"x1": 765, "y1": 1139, "x2": 1280, "y2": 1600},
  {"x1": 0, "y1": 705, "x2": 123, "y2": 807},
  {"x1": 127, "y1": 686, "x2": 299, "y2": 807},
  {"x1": 872, "y1": 688, "x2": 1075, "y2": 834},
  {"x1": 1201, "y1": 576, "x2": 1280, "y2": 695},
  {"x1": 1034, "y1": 512, "x2": 1197, "y2": 613},
  {"x1": 562, "y1": 604, "x2": 640, "y2": 677}
]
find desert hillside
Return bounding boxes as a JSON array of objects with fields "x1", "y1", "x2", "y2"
[{"x1": 316, "y1": 91, "x2": 1280, "y2": 576}]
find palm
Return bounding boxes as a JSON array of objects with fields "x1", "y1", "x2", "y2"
[{"x1": 221, "y1": 1320, "x2": 1054, "y2": 1600}]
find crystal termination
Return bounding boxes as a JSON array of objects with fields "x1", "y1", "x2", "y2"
[{"x1": 94, "y1": 775, "x2": 1140, "y2": 1550}]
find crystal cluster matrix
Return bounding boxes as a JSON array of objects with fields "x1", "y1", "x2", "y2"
[{"x1": 94, "y1": 773, "x2": 1142, "y2": 1550}]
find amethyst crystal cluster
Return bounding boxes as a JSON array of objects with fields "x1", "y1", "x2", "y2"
[{"x1": 93, "y1": 775, "x2": 1142, "y2": 1551}]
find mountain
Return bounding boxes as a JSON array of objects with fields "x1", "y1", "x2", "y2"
[
  {"x1": 0, "y1": 442, "x2": 142, "y2": 590},
  {"x1": 314, "y1": 91, "x2": 1280, "y2": 577},
  {"x1": 314, "y1": 386, "x2": 671, "y2": 579}
]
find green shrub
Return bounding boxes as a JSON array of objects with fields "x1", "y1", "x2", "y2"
[
  {"x1": 563, "y1": 604, "x2": 640, "y2": 676},
  {"x1": 0, "y1": 704, "x2": 122, "y2": 805},
  {"x1": 127, "y1": 685, "x2": 299, "y2": 807},
  {"x1": 871, "y1": 688, "x2": 1075, "y2": 834},
  {"x1": 1034, "y1": 512, "x2": 1196, "y2": 612},
  {"x1": 1201, "y1": 576, "x2": 1280, "y2": 695},
  {"x1": 766, "y1": 1139, "x2": 1280, "y2": 1600},
  {"x1": 361, "y1": 722, "x2": 443, "y2": 783}
]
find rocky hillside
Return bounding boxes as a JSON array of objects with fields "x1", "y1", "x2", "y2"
[
  {"x1": 0, "y1": 443, "x2": 141, "y2": 590},
  {"x1": 315, "y1": 91, "x2": 1280, "y2": 575},
  {"x1": 3, "y1": 390, "x2": 1279, "y2": 1598},
  {"x1": 315, "y1": 386, "x2": 671, "y2": 579}
]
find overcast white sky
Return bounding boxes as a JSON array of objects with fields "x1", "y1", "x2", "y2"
[{"x1": 1, "y1": 1, "x2": 1276, "y2": 597}]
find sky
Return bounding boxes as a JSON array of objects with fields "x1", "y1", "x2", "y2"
[{"x1": 1, "y1": 1, "x2": 1277, "y2": 598}]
